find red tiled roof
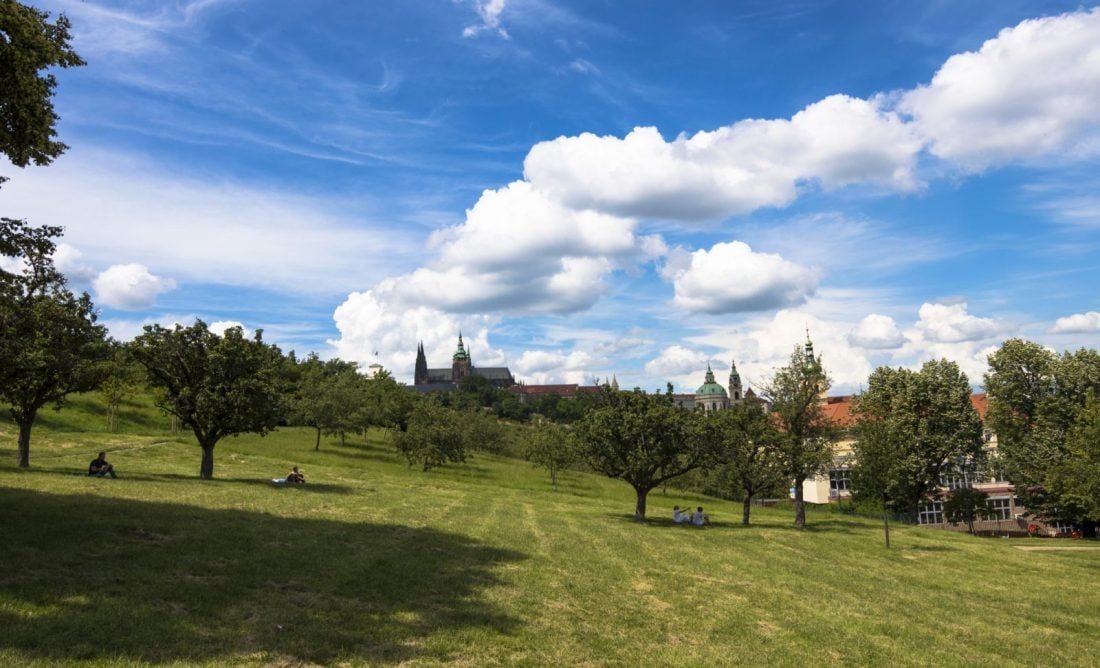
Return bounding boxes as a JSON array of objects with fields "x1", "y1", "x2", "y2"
[
  {"x1": 970, "y1": 393, "x2": 988, "y2": 421},
  {"x1": 822, "y1": 393, "x2": 989, "y2": 427},
  {"x1": 822, "y1": 395, "x2": 857, "y2": 427}
]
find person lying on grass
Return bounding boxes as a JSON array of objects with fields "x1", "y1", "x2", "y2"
[
  {"x1": 88, "y1": 452, "x2": 117, "y2": 479},
  {"x1": 673, "y1": 506, "x2": 691, "y2": 524},
  {"x1": 272, "y1": 466, "x2": 306, "y2": 485}
]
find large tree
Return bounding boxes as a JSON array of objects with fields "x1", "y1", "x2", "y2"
[
  {"x1": 0, "y1": 222, "x2": 108, "y2": 467},
  {"x1": 0, "y1": 0, "x2": 84, "y2": 169},
  {"x1": 395, "y1": 396, "x2": 467, "y2": 471},
  {"x1": 131, "y1": 321, "x2": 288, "y2": 479},
  {"x1": 289, "y1": 354, "x2": 362, "y2": 449},
  {"x1": 761, "y1": 342, "x2": 836, "y2": 529},
  {"x1": 852, "y1": 360, "x2": 984, "y2": 524},
  {"x1": 574, "y1": 387, "x2": 710, "y2": 521},
  {"x1": 698, "y1": 401, "x2": 785, "y2": 526},
  {"x1": 984, "y1": 339, "x2": 1100, "y2": 531},
  {"x1": 1048, "y1": 393, "x2": 1100, "y2": 524}
]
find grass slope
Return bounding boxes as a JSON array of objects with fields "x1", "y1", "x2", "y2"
[{"x1": 1, "y1": 394, "x2": 1098, "y2": 666}]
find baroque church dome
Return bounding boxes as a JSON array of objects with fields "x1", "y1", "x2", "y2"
[{"x1": 695, "y1": 364, "x2": 728, "y2": 398}]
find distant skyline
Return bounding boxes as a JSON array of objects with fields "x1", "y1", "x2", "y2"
[{"x1": 3, "y1": 1, "x2": 1099, "y2": 394}]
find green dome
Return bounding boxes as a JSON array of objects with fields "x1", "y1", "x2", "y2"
[{"x1": 695, "y1": 364, "x2": 729, "y2": 397}]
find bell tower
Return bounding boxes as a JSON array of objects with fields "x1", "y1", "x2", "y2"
[
  {"x1": 452, "y1": 332, "x2": 471, "y2": 383},
  {"x1": 729, "y1": 359, "x2": 742, "y2": 402}
]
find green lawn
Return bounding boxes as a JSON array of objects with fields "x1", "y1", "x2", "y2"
[{"x1": 1, "y1": 396, "x2": 1098, "y2": 666}]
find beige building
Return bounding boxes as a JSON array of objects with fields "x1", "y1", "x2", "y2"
[{"x1": 802, "y1": 392, "x2": 1055, "y2": 534}]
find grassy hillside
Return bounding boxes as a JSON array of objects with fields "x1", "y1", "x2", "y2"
[{"x1": 1, "y1": 393, "x2": 1098, "y2": 666}]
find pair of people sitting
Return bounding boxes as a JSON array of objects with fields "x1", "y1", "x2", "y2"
[
  {"x1": 273, "y1": 466, "x2": 306, "y2": 485},
  {"x1": 88, "y1": 452, "x2": 117, "y2": 478},
  {"x1": 673, "y1": 505, "x2": 709, "y2": 526}
]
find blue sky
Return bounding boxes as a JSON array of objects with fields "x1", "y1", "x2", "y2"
[{"x1": 3, "y1": 0, "x2": 1099, "y2": 394}]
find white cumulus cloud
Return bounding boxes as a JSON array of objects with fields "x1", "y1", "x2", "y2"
[
  {"x1": 644, "y1": 345, "x2": 711, "y2": 379},
  {"x1": 92, "y1": 264, "x2": 177, "y2": 309},
  {"x1": 524, "y1": 94, "x2": 920, "y2": 222},
  {"x1": 898, "y1": 8, "x2": 1100, "y2": 170},
  {"x1": 663, "y1": 241, "x2": 819, "y2": 314},
  {"x1": 848, "y1": 314, "x2": 907, "y2": 349},
  {"x1": 1050, "y1": 311, "x2": 1100, "y2": 333},
  {"x1": 329, "y1": 288, "x2": 505, "y2": 381},
  {"x1": 914, "y1": 302, "x2": 1001, "y2": 343},
  {"x1": 514, "y1": 349, "x2": 604, "y2": 385}
]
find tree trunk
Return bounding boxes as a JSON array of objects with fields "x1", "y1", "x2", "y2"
[
  {"x1": 314, "y1": 427, "x2": 321, "y2": 451},
  {"x1": 793, "y1": 476, "x2": 806, "y2": 528},
  {"x1": 17, "y1": 412, "x2": 35, "y2": 468},
  {"x1": 882, "y1": 507, "x2": 891, "y2": 549},
  {"x1": 339, "y1": 431, "x2": 346, "y2": 447},
  {"x1": 742, "y1": 494, "x2": 753, "y2": 526},
  {"x1": 634, "y1": 486, "x2": 649, "y2": 521},
  {"x1": 199, "y1": 442, "x2": 216, "y2": 479}
]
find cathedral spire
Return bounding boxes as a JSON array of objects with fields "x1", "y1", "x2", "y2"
[{"x1": 414, "y1": 341, "x2": 428, "y2": 385}]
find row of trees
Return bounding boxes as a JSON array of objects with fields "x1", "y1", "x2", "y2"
[{"x1": 570, "y1": 344, "x2": 836, "y2": 527}]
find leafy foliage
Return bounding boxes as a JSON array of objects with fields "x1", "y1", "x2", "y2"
[
  {"x1": 99, "y1": 343, "x2": 143, "y2": 432},
  {"x1": 395, "y1": 396, "x2": 467, "y2": 471},
  {"x1": 852, "y1": 360, "x2": 984, "y2": 523},
  {"x1": 984, "y1": 338, "x2": 1100, "y2": 527},
  {"x1": 130, "y1": 321, "x2": 288, "y2": 479},
  {"x1": 696, "y1": 401, "x2": 785, "y2": 525},
  {"x1": 0, "y1": 1, "x2": 85, "y2": 168},
  {"x1": 524, "y1": 421, "x2": 576, "y2": 488},
  {"x1": 760, "y1": 344, "x2": 835, "y2": 528},
  {"x1": 0, "y1": 221, "x2": 108, "y2": 467},
  {"x1": 288, "y1": 354, "x2": 362, "y2": 449},
  {"x1": 942, "y1": 487, "x2": 990, "y2": 535},
  {"x1": 574, "y1": 387, "x2": 710, "y2": 520},
  {"x1": 1046, "y1": 392, "x2": 1100, "y2": 524}
]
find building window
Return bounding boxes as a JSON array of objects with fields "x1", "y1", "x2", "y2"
[
  {"x1": 829, "y1": 468, "x2": 851, "y2": 495},
  {"x1": 986, "y1": 497, "x2": 1012, "y2": 520},
  {"x1": 918, "y1": 500, "x2": 943, "y2": 525},
  {"x1": 939, "y1": 469, "x2": 972, "y2": 490}
]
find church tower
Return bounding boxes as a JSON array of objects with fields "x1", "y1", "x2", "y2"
[
  {"x1": 414, "y1": 342, "x2": 428, "y2": 386},
  {"x1": 452, "y1": 332, "x2": 472, "y2": 383},
  {"x1": 728, "y1": 359, "x2": 742, "y2": 402},
  {"x1": 803, "y1": 328, "x2": 827, "y2": 401}
]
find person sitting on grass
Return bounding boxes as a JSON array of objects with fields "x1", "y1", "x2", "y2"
[
  {"x1": 673, "y1": 505, "x2": 691, "y2": 524},
  {"x1": 691, "y1": 506, "x2": 709, "y2": 527},
  {"x1": 88, "y1": 451, "x2": 117, "y2": 479},
  {"x1": 286, "y1": 466, "x2": 306, "y2": 484}
]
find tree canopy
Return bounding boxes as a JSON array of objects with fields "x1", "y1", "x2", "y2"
[
  {"x1": 0, "y1": 221, "x2": 108, "y2": 467},
  {"x1": 395, "y1": 396, "x2": 468, "y2": 471},
  {"x1": 131, "y1": 321, "x2": 288, "y2": 479},
  {"x1": 574, "y1": 386, "x2": 710, "y2": 521},
  {"x1": 984, "y1": 338, "x2": 1100, "y2": 530},
  {"x1": 852, "y1": 360, "x2": 984, "y2": 522},
  {"x1": 0, "y1": 1, "x2": 84, "y2": 169},
  {"x1": 761, "y1": 343, "x2": 835, "y2": 528},
  {"x1": 288, "y1": 354, "x2": 362, "y2": 449},
  {"x1": 697, "y1": 401, "x2": 785, "y2": 526}
]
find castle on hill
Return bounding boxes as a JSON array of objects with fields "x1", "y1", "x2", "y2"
[{"x1": 413, "y1": 333, "x2": 515, "y2": 392}]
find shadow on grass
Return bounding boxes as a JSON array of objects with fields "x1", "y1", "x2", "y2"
[
  {"x1": 121, "y1": 473, "x2": 357, "y2": 494},
  {"x1": 323, "y1": 445, "x2": 405, "y2": 466},
  {"x1": 0, "y1": 488, "x2": 526, "y2": 664}
]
